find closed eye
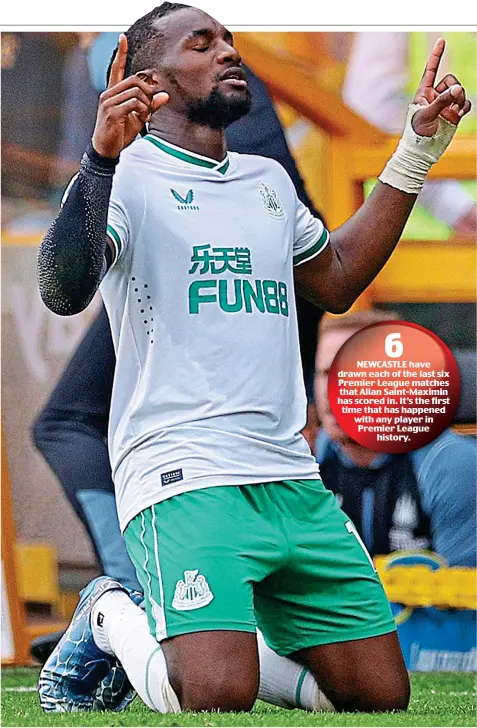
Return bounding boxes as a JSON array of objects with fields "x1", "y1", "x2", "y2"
[{"x1": 187, "y1": 28, "x2": 213, "y2": 52}]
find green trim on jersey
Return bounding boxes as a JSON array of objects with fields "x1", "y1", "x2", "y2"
[
  {"x1": 107, "y1": 224, "x2": 122, "y2": 262},
  {"x1": 293, "y1": 228, "x2": 329, "y2": 267},
  {"x1": 144, "y1": 134, "x2": 230, "y2": 175}
]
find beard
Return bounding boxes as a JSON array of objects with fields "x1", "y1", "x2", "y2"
[{"x1": 187, "y1": 85, "x2": 252, "y2": 130}]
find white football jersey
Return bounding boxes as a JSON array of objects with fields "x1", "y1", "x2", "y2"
[{"x1": 100, "y1": 134, "x2": 329, "y2": 530}]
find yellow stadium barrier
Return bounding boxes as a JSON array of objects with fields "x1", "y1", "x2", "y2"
[
  {"x1": 15, "y1": 543, "x2": 60, "y2": 608},
  {"x1": 1, "y1": 439, "x2": 30, "y2": 665},
  {"x1": 377, "y1": 564, "x2": 476, "y2": 610},
  {"x1": 375, "y1": 553, "x2": 476, "y2": 610}
]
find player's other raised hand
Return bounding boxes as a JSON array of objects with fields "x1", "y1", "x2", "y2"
[
  {"x1": 411, "y1": 38, "x2": 472, "y2": 137},
  {"x1": 92, "y1": 34, "x2": 169, "y2": 158}
]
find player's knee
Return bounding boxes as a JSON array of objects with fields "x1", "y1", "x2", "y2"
[
  {"x1": 378, "y1": 665, "x2": 411, "y2": 712},
  {"x1": 384, "y1": 672, "x2": 411, "y2": 712},
  {"x1": 183, "y1": 684, "x2": 256, "y2": 712},
  {"x1": 335, "y1": 672, "x2": 410, "y2": 713},
  {"x1": 365, "y1": 685, "x2": 409, "y2": 712},
  {"x1": 364, "y1": 683, "x2": 410, "y2": 713},
  {"x1": 171, "y1": 665, "x2": 257, "y2": 712}
]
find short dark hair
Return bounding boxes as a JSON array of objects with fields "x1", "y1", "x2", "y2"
[{"x1": 106, "y1": 2, "x2": 190, "y2": 85}]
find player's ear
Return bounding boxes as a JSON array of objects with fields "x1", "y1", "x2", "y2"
[{"x1": 136, "y1": 69, "x2": 166, "y2": 92}]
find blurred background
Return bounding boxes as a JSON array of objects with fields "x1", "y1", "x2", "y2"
[{"x1": 1, "y1": 30, "x2": 476, "y2": 667}]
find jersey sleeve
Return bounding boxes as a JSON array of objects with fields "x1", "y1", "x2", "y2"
[
  {"x1": 292, "y1": 198, "x2": 330, "y2": 267},
  {"x1": 106, "y1": 194, "x2": 130, "y2": 267},
  {"x1": 105, "y1": 162, "x2": 140, "y2": 267}
]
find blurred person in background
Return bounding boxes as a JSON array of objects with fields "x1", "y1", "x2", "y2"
[
  {"x1": 314, "y1": 309, "x2": 476, "y2": 567},
  {"x1": 342, "y1": 32, "x2": 476, "y2": 238},
  {"x1": 30, "y1": 29, "x2": 323, "y2": 661},
  {"x1": 2, "y1": 33, "x2": 66, "y2": 225},
  {"x1": 2, "y1": 33, "x2": 102, "y2": 231},
  {"x1": 50, "y1": 33, "x2": 101, "y2": 200}
]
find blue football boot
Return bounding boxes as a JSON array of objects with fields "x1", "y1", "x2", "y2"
[
  {"x1": 38, "y1": 576, "x2": 143, "y2": 712},
  {"x1": 93, "y1": 662, "x2": 137, "y2": 712}
]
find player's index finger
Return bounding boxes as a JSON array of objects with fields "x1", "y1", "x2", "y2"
[
  {"x1": 420, "y1": 38, "x2": 445, "y2": 89},
  {"x1": 108, "y1": 33, "x2": 128, "y2": 88}
]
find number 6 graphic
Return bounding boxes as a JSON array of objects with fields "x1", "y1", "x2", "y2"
[{"x1": 385, "y1": 332, "x2": 403, "y2": 358}]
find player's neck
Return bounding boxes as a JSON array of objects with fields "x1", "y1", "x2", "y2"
[{"x1": 148, "y1": 116, "x2": 227, "y2": 162}]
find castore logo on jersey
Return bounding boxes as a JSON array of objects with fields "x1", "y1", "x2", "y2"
[{"x1": 170, "y1": 188, "x2": 199, "y2": 211}]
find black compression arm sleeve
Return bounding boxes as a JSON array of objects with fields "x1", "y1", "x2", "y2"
[{"x1": 37, "y1": 144, "x2": 119, "y2": 316}]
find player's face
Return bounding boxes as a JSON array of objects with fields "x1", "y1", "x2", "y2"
[
  {"x1": 152, "y1": 7, "x2": 252, "y2": 128},
  {"x1": 314, "y1": 328, "x2": 359, "y2": 444}
]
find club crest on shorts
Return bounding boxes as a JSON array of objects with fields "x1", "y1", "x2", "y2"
[
  {"x1": 259, "y1": 182, "x2": 285, "y2": 219},
  {"x1": 172, "y1": 569, "x2": 214, "y2": 611}
]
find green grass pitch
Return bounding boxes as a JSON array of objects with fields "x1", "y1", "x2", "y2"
[{"x1": 1, "y1": 668, "x2": 475, "y2": 727}]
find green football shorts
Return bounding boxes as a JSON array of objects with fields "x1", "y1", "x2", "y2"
[{"x1": 124, "y1": 480, "x2": 396, "y2": 656}]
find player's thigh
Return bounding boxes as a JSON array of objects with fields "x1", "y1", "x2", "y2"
[
  {"x1": 161, "y1": 629, "x2": 259, "y2": 711},
  {"x1": 255, "y1": 480, "x2": 396, "y2": 654},
  {"x1": 294, "y1": 631, "x2": 410, "y2": 712}
]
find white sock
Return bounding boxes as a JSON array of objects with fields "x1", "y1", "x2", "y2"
[
  {"x1": 257, "y1": 630, "x2": 334, "y2": 711},
  {"x1": 91, "y1": 589, "x2": 180, "y2": 713}
]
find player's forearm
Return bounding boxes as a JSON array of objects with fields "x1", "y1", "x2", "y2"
[
  {"x1": 328, "y1": 181, "x2": 417, "y2": 308},
  {"x1": 297, "y1": 92, "x2": 464, "y2": 313},
  {"x1": 37, "y1": 144, "x2": 118, "y2": 316}
]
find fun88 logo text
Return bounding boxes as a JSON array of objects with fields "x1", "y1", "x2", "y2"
[{"x1": 188, "y1": 244, "x2": 288, "y2": 317}]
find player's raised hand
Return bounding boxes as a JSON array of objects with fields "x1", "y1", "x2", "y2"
[
  {"x1": 92, "y1": 34, "x2": 169, "y2": 158},
  {"x1": 411, "y1": 38, "x2": 471, "y2": 137}
]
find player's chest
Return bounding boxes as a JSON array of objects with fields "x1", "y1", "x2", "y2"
[{"x1": 140, "y1": 177, "x2": 293, "y2": 275}]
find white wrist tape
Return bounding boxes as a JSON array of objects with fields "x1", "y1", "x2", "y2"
[{"x1": 379, "y1": 103, "x2": 457, "y2": 194}]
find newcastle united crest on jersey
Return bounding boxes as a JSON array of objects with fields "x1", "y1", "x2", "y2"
[
  {"x1": 259, "y1": 182, "x2": 285, "y2": 219},
  {"x1": 172, "y1": 569, "x2": 214, "y2": 610}
]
